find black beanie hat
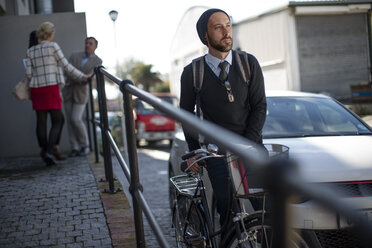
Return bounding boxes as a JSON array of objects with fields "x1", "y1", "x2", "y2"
[{"x1": 196, "y1": 8, "x2": 230, "y2": 46}]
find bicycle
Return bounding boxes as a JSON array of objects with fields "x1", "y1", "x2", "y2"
[{"x1": 170, "y1": 143, "x2": 311, "y2": 248}]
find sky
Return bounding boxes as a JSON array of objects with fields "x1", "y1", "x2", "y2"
[{"x1": 74, "y1": 0, "x2": 288, "y2": 75}]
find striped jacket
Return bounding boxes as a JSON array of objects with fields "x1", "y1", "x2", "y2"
[{"x1": 26, "y1": 41, "x2": 84, "y2": 88}]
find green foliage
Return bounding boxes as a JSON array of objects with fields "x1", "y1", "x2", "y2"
[
  {"x1": 115, "y1": 58, "x2": 163, "y2": 92},
  {"x1": 132, "y1": 62, "x2": 162, "y2": 91},
  {"x1": 153, "y1": 80, "x2": 171, "y2": 93},
  {"x1": 115, "y1": 58, "x2": 137, "y2": 80}
]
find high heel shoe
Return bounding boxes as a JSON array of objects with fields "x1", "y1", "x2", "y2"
[
  {"x1": 53, "y1": 145, "x2": 66, "y2": 160},
  {"x1": 44, "y1": 152, "x2": 56, "y2": 166}
]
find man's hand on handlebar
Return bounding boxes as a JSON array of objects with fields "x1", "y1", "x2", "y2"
[
  {"x1": 186, "y1": 155, "x2": 204, "y2": 173},
  {"x1": 181, "y1": 146, "x2": 222, "y2": 173}
]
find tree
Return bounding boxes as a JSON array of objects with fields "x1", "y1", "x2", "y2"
[
  {"x1": 153, "y1": 79, "x2": 170, "y2": 93},
  {"x1": 131, "y1": 62, "x2": 162, "y2": 92},
  {"x1": 115, "y1": 58, "x2": 137, "y2": 80},
  {"x1": 115, "y1": 59, "x2": 164, "y2": 92}
]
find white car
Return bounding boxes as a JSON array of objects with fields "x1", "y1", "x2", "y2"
[{"x1": 168, "y1": 90, "x2": 372, "y2": 247}]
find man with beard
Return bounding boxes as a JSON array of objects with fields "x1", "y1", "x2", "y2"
[{"x1": 179, "y1": 8, "x2": 267, "y2": 233}]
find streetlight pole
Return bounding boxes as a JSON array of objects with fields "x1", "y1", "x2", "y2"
[
  {"x1": 108, "y1": 11, "x2": 145, "y2": 246},
  {"x1": 109, "y1": 10, "x2": 119, "y2": 66},
  {"x1": 108, "y1": 10, "x2": 129, "y2": 163}
]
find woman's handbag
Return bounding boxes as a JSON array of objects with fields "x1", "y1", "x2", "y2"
[{"x1": 13, "y1": 77, "x2": 30, "y2": 101}]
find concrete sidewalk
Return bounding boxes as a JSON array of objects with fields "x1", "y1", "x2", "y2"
[{"x1": 0, "y1": 153, "x2": 136, "y2": 248}]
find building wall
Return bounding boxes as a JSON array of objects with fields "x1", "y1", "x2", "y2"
[
  {"x1": 169, "y1": 6, "x2": 208, "y2": 98},
  {"x1": 234, "y1": 9, "x2": 291, "y2": 91},
  {"x1": 52, "y1": 0, "x2": 74, "y2": 13},
  {"x1": 0, "y1": 0, "x2": 75, "y2": 16},
  {"x1": 296, "y1": 13, "x2": 370, "y2": 99},
  {"x1": 0, "y1": 12, "x2": 87, "y2": 157}
]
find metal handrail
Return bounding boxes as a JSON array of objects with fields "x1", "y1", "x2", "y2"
[
  {"x1": 92, "y1": 65, "x2": 372, "y2": 248},
  {"x1": 93, "y1": 66, "x2": 169, "y2": 248},
  {"x1": 86, "y1": 78, "x2": 100, "y2": 163}
]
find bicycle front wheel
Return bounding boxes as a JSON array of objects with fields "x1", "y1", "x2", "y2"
[
  {"x1": 223, "y1": 213, "x2": 310, "y2": 248},
  {"x1": 184, "y1": 200, "x2": 213, "y2": 247},
  {"x1": 173, "y1": 195, "x2": 212, "y2": 247},
  {"x1": 173, "y1": 195, "x2": 189, "y2": 248}
]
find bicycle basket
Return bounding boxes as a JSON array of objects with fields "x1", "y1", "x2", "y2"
[
  {"x1": 227, "y1": 143, "x2": 289, "y2": 197},
  {"x1": 170, "y1": 174, "x2": 199, "y2": 197}
]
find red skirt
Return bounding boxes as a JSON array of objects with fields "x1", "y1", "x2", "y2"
[{"x1": 30, "y1": 84, "x2": 62, "y2": 110}]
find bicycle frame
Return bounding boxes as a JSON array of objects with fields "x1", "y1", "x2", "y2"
[
  {"x1": 170, "y1": 149, "x2": 256, "y2": 248},
  {"x1": 170, "y1": 144, "x2": 312, "y2": 248},
  {"x1": 171, "y1": 166, "x2": 218, "y2": 247}
]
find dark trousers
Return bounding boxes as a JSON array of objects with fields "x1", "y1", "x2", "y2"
[
  {"x1": 206, "y1": 157, "x2": 231, "y2": 227},
  {"x1": 35, "y1": 110, "x2": 64, "y2": 154},
  {"x1": 206, "y1": 157, "x2": 265, "y2": 228}
]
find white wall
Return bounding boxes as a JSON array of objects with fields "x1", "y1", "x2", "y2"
[
  {"x1": 234, "y1": 9, "x2": 292, "y2": 91},
  {"x1": 169, "y1": 6, "x2": 210, "y2": 98}
]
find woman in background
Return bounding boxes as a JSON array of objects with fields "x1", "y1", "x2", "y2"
[
  {"x1": 26, "y1": 22, "x2": 88, "y2": 166},
  {"x1": 28, "y1": 29, "x2": 66, "y2": 161}
]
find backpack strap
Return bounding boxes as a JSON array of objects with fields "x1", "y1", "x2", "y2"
[
  {"x1": 234, "y1": 50, "x2": 251, "y2": 85},
  {"x1": 192, "y1": 56, "x2": 205, "y2": 146},
  {"x1": 192, "y1": 56, "x2": 204, "y2": 118}
]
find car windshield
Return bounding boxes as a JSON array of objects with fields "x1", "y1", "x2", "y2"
[
  {"x1": 263, "y1": 96, "x2": 372, "y2": 138},
  {"x1": 135, "y1": 96, "x2": 178, "y2": 115}
]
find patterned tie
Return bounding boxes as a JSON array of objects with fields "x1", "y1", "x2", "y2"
[{"x1": 218, "y1": 61, "x2": 229, "y2": 82}]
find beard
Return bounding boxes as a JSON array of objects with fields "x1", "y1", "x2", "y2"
[{"x1": 207, "y1": 34, "x2": 233, "y2": 52}]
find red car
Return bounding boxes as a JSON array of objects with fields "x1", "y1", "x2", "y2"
[{"x1": 134, "y1": 93, "x2": 179, "y2": 146}]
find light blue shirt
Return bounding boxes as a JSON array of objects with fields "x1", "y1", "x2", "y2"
[
  {"x1": 205, "y1": 50, "x2": 233, "y2": 77},
  {"x1": 81, "y1": 53, "x2": 90, "y2": 66}
]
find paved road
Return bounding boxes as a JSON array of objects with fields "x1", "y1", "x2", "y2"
[{"x1": 112, "y1": 142, "x2": 176, "y2": 247}]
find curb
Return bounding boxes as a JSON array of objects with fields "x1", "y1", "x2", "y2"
[{"x1": 87, "y1": 153, "x2": 137, "y2": 248}]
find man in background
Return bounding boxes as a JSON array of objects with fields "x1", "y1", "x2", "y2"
[{"x1": 63, "y1": 37, "x2": 102, "y2": 157}]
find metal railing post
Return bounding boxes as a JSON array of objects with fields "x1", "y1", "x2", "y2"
[
  {"x1": 263, "y1": 159, "x2": 295, "y2": 248},
  {"x1": 120, "y1": 79, "x2": 146, "y2": 248},
  {"x1": 95, "y1": 66, "x2": 117, "y2": 193},
  {"x1": 88, "y1": 77, "x2": 99, "y2": 163},
  {"x1": 85, "y1": 103, "x2": 92, "y2": 152}
]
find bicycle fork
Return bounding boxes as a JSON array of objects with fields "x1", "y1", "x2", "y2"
[{"x1": 231, "y1": 199, "x2": 251, "y2": 247}]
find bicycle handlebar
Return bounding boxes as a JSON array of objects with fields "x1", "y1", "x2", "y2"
[
  {"x1": 181, "y1": 148, "x2": 206, "y2": 160},
  {"x1": 181, "y1": 148, "x2": 224, "y2": 172}
]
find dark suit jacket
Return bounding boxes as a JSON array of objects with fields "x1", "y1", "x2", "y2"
[{"x1": 63, "y1": 51, "x2": 102, "y2": 104}]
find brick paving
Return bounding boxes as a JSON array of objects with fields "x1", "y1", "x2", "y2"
[
  {"x1": 0, "y1": 153, "x2": 136, "y2": 248},
  {"x1": 88, "y1": 154, "x2": 136, "y2": 248},
  {"x1": 135, "y1": 148, "x2": 176, "y2": 247},
  {"x1": 112, "y1": 145, "x2": 177, "y2": 247}
]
